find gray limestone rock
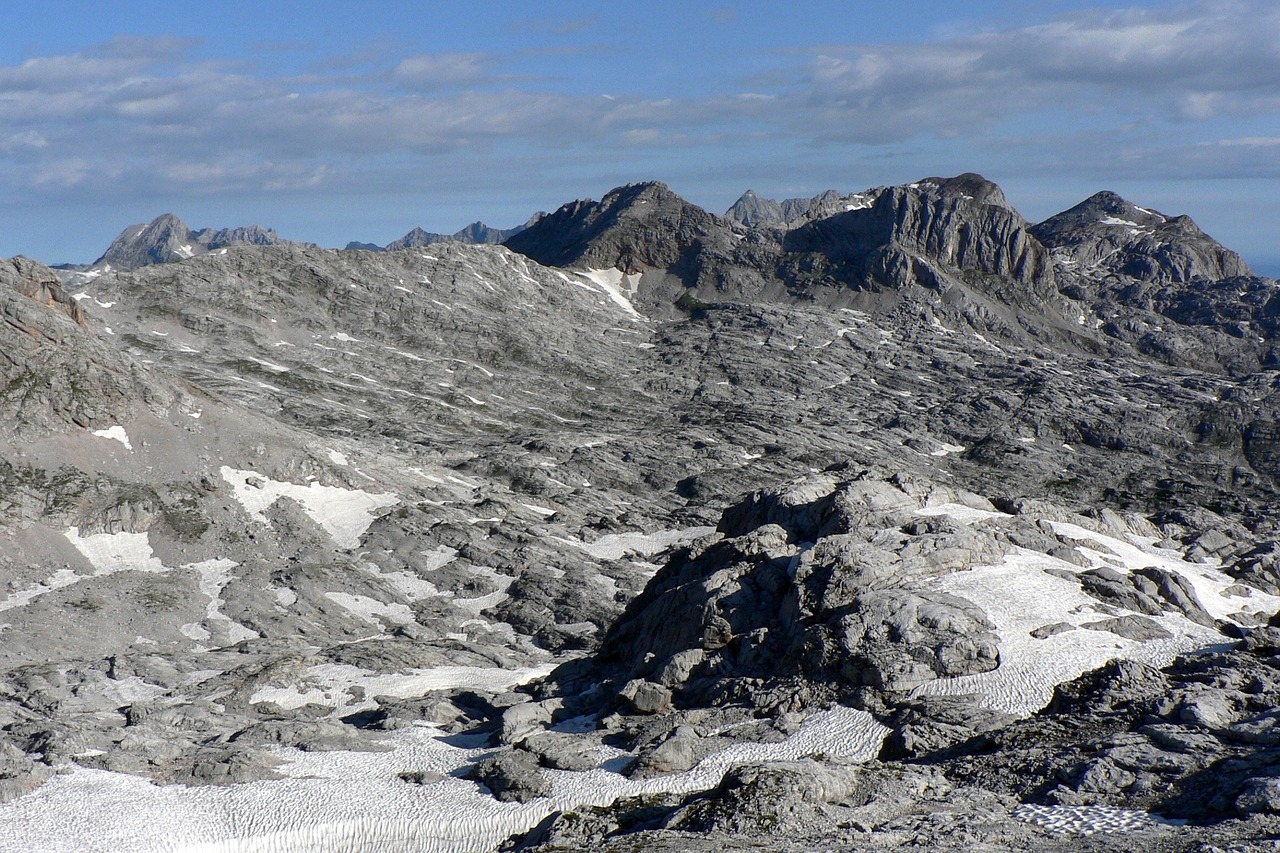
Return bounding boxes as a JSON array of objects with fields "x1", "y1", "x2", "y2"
[{"x1": 468, "y1": 750, "x2": 552, "y2": 803}]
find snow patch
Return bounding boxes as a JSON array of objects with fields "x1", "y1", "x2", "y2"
[
  {"x1": 913, "y1": 514, "x2": 1280, "y2": 717},
  {"x1": 561, "y1": 526, "x2": 716, "y2": 561},
  {"x1": 576, "y1": 269, "x2": 644, "y2": 319},
  {"x1": 247, "y1": 357, "x2": 290, "y2": 373},
  {"x1": 220, "y1": 467, "x2": 398, "y2": 549},
  {"x1": 92, "y1": 425, "x2": 133, "y2": 451},
  {"x1": 323, "y1": 592, "x2": 414, "y2": 627}
]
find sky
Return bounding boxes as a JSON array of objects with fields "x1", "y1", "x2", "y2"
[{"x1": 1, "y1": 0, "x2": 1277, "y2": 273}]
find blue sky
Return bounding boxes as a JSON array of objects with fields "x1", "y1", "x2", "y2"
[{"x1": 1, "y1": 1, "x2": 1278, "y2": 273}]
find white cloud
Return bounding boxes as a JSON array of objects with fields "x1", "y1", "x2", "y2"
[
  {"x1": 0, "y1": 1, "x2": 1276, "y2": 210},
  {"x1": 391, "y1": 52, "x2": 494, "y2": 88}
]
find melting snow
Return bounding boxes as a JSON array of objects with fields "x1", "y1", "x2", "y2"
[
  {"x1": 91, "y1": 425, "x2": 133, "y2": 451},
  {"x1": 912, "y1": 508, "x2": 1280, "y2": 716},
  {"x1": 220, "y1": 466, "x2": 398, "y2": 549},
  {"x1": 0, "y1": 684, "x2": 884, "y2": 853},
  {"x1": 575, "y1": 269, "x2": 644, "y2": 320}
]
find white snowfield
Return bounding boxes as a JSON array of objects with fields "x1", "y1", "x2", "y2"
[
  {"x1": 0, "y1": 530, "x2": 258, "y2": 647},
  {"x1": 0, "y1": 699, "x2": 885, "y2": 853},
  {"x1": 220, "y1": 466, "x2": 398, "y2": 549},
  {"x1": 250, "y1": 662, "x2": 558, "y2": 714},
  {"x1": 913, "y1": 506, "x2": 1280, "y2": 716}
]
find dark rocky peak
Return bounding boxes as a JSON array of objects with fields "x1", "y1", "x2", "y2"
[
  {"x1": 504, "y1": 181, "x2": 735, "y2": 273},
  {"x1": 1032, "y1": 191, "x2": 1251, "y2": 284},
  {"x1": 452, "y1": 221, "x2": 502, "y2": 244}
]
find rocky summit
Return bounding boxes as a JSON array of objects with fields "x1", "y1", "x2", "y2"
[{"x1": 2, "y1": 174, "x2": 1280, "y2": 851}]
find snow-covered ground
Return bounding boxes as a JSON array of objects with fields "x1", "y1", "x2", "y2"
[
  {"x1": 0, "y1": 674, "x2": 885, "y2": 853},
  {"x1": 914, "y1": 506, "x2": 1280, "y2": 716}
]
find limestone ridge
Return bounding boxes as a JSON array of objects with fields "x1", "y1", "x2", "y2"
[
  {"x1": 95, "y1": 213, "x2": 292, "y2": 271},
  {"x1": 503, "y1": 181, "x2": 739, "y2": 273},
  {"x1": 351, "y1": 216, "x2": 538, "y2": 252},
  {"x1": 504, "y1": 174, "x2": 1280, "y2": 369},
  {"x1": 724, "y1": 189, "x2": 844, "y2": 228},
  {"x1": 782, "y1": 173, "x2": 1056, "y2": 300}
]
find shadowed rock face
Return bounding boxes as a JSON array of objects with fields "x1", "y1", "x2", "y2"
[
  {"x1": 783, "y1": 173, "x2": 1057, "y2": 301},
  {"x1": 504, "y1": 181, "x2": 738, "y2": 273}
]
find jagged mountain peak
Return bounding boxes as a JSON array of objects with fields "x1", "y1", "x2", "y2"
[
  {"x1": 1037, "y1": 190, "x2": 1171, "y2": 230},
  {"x1": 386, "y1": 226, "x2": 446, "y2": 251},
  {"x1": 1032, "y1": 190, "x2": 1252, "y2": 283},
  {"x1": 725, "y1": 188, "x2": 849, "y2": 228},
  {"x1": 725, "y1": 189, "x2": 783, "y2": 228},
  {"x1": 92, "y1": 213, "x2": 292, "y2": 271}
]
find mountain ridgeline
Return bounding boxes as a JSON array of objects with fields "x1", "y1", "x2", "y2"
[{"x1": 505, "y1": 173, "x2": 1279, "y2": 373}]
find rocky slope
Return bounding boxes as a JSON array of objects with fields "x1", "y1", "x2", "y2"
[{"x1": 2, "y1": 173, "x2": 1280, "y2": 851}]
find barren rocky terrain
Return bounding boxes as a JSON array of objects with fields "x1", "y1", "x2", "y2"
[{"x1": 2, "y1": 174, "x2": 1280, "y2": 851}]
